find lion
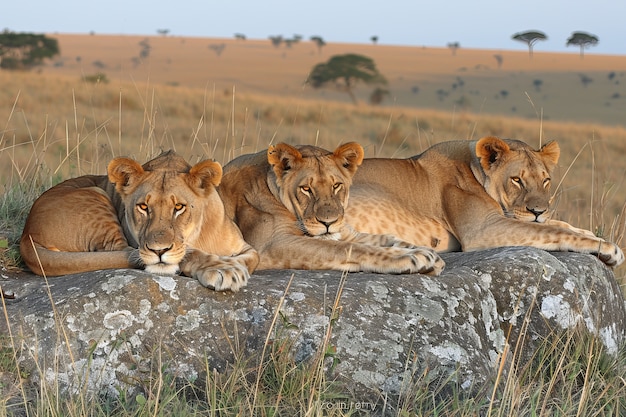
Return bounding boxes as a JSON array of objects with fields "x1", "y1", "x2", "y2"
[
  {"x1": 20, "y1": 150, "x2": 259, "y2": 291},
  {"x1": 218, "y1": 142, "x2": 444, "y2": 274},
  {"x1": 344, "y1": 136, "x2": 624, "y2": 267}
]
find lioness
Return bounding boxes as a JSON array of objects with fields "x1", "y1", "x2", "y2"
[
  {"x1": 344, "y1": 136, "x2": 624, "y2": 267},
  {"x1": 218, "y1": 142, "x2": 444, "y2": 274},
  {"x1": 20, "y1": 151, "x2": 259, "y2": 291}
]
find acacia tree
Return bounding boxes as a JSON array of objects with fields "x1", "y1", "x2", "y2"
[
  {"x1": 0, "y1": 31, "x2": 59, "y2": 69},
  {"x1": 310, "y1": 36, "x2": 326, "y2": 54},
  {"x1": 307, "y1": 53, "x2": 387, "y2": 105},
  {"x1": 512, "y1": 30, "x2": 547, "y2": 58},
  {"x1": 566, "y1": 31, "x2": 599, "y2": 58},
  {"x1": 447, "y1": 41, "x2": 460, "y2": 56}
]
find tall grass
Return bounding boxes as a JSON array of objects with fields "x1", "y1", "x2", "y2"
[{"x1": 1, "y1": 70, "x2": 626, "y2": 415}]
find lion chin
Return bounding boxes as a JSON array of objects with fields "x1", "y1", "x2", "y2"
[
  {"x1": 144, "y1": 263, "x2": 180, "y2": 275},
  {"x1": 313, "y1": 232, "x2": 341, "y2": 241}
]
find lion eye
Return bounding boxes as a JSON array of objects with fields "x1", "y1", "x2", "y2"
[
  {"x1": 511, "y1": 177, "x2": 523, "y2": 187},
  {"x1": 300, "y1": 185, "x2": 311, "y2": 195},
  {"x1": 543, "y1": 178, "x2": 551, "y2": 188},
  {"x1": 174, "y1": 203, "x2": 185, "y2": 212},
  {"x1": 137, "y1": 203, "x2": 148, "y2": 213},
  {"x1": 333, "y1": 183, "x2": 343, "y2": 192}
]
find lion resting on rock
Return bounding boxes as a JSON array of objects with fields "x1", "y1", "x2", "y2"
[
  {"x1": 218, "y1": 142, "x2": 444, "y2": 274},
  {"x1": 20, "y1": 151, "x2": 259, "y2": 291},
  {"x1": 345, "y1": 136, "x2": 624, "y2": 267}
]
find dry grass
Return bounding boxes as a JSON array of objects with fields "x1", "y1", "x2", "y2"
[{"x1": 41, "y1": 34, "x2": 626, "y2": 127}]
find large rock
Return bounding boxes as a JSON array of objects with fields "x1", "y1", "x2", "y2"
[{"x1": 1, "y1": 247, "x2": 624, "y2": 400}]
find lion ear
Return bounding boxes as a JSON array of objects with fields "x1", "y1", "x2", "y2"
[
  {"x1": 108, "y1": 157, "x2": 145, "y2": 195},
  {"x1": 539, "y1": 141, "x2": 560, "y2": 166},
  {"x1": 188, "y1": 159, "x2": 223, "y2": 192},
  {"x1": 334, "y1": 142, "x2": 364, "y2": 173},
  {"x1": 267, "y1": 143, "x2": 302, "y2": 177},
  {"x1": 475, "y1": 136, "x2": 511, "y2": 171}
]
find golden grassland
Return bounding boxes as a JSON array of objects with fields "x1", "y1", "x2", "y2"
[
  {"x1": 43, "y1": 34, "x2": 626, "y2": 126},
  {"x1": 0, "y1": 34, "x2": 624, "y2": 278}
]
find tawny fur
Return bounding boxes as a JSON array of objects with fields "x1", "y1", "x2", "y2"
[
  {"x1": 20, "y1": 151, "x2": 258, "y2": 291},
  {"x1": 219, "y1": 142, "x2": 445, "y2": 275},
  {"x1": 345, "y1": 136, "x2": 624, "y2": 267}
]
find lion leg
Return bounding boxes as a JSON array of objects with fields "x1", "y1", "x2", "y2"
[
  {"x1": 341, "y1": 229, "x2": 446, "y2": 274},
  {"x1": 445, "y1": 187, "x2": 624, "y2": 267},
  {"x1": 343, "y1": 228, "x2": 419, "y2": 249},
  {"x1": 544, "y1": 219, "x2": 598, "y2": 238},
  {"x1": 20, "y1": 186, "x2": 132, "y2": 276},
  {"x1": 258, "y1": 236, "x2": 444, "y2": 275}
]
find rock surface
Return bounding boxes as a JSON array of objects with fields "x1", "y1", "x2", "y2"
[{"x1": 1, "y1": 247, "x2": 624, "y2": 400}]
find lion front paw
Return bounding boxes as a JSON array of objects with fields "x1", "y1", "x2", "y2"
[
  {"x1": 194, "y1": 261, "x2": 250, "y2": 291},
  {"x1": 407, "y1": 247, "x2": 445, "y2": 276},
  {"x1": 181, "y1": 250, "x2": 250, "y2": 291},
  {"x1": 599, "y1": 242, "x2": 625, "y2": 267}
]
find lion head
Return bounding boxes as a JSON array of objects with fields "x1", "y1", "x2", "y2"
[
  {"x1": 266, "y1": 142, "x2": 364, "y2": 239},
  {"x1": 108, "y1": 151, "x2": 224, "y2": 275},
  {"x1": 473, "y1": 136, "x2": 560, "y2": 223}
]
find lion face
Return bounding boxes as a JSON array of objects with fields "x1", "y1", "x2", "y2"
[
  {"x1": 108, "y1": 152, "x2": 223, "y2": 275},
  {"x1": 267, "y1": 142, "x2": 364, "y2": 238},
  {"x1": 475, "y1": 136, "x2": 560, "y2": 223}
]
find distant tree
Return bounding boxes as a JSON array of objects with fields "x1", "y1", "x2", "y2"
[
  {"x1": 0, "y1": 31, "x2": 59, "y2": 70},
  {"x1": 371, "y1": 36, "x2": 378, "y2": 45},
  {"x1": 269, "y1": 35, "x2": 283, "y2": 48},
  {"x1": 566, "y1": 31, "x2": 599, "y2": 59},
  {"x1": 369, "y1": 87, "x2": 389, "y2": 105},
  {"x1": 234, "y1": 33, "x2": 246, "y2": 40},
  {"x1": 138, "y1": 38, "x2": 151, "y2": 59},
  {"x1": 579, "y1": 73, "x2": 593, "y2": 87},
  {"x1": 310, "y1": 36, "x2": 326, "y2": 54},
  {"x1": 447, "y1": 42, "x2": 460, "y2": 56},
  {"x1": 512, "y1": 30, "x2": 547, "y2": 58},
  {"x1": 533, "y1": 79, "x2": 543, "y2": 91},
  {"x1": 208, "y1": 43, "x2": 226, "y2": 56},
  {"x1": 493, "y1": 54, "x2": 503, "y2": 69},
  {"x1": 156, "y1": 29, "x2": 170, "y2": 36},
  {"x1": 307, "y1": 53, "x2": 387, "y2": 105}
]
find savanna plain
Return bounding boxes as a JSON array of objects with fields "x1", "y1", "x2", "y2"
[{"x1": 1, "y1": 34, "x2": 626, "y2": 416}]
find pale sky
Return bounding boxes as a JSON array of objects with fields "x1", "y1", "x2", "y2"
[{"x1": 4, "y1": 0, "x2": 625, "y2": 55}]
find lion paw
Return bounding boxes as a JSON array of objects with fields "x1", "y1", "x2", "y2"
[
  {"x1": 375, "y1": 246, "x2": 445, "y2": 275},
  {"x1": 599, "y1": 242, "x2": 625, "y2": 267},
  {"x1": 194, "y1": 262, "x2": 250, "y2": 291},
  {"x1": 406, "y1": 247, "x2": 445, "y2": 275},
  {"x1": 181, "y1": 250, "x2": 250, "y2": 291}
]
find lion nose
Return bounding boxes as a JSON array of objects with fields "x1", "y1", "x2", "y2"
[
  {"x1": 147, "y1": 245, "x2": 172, "y2": 259},
  {"x1": 527, "y1": 207, "x2": 546, "y2": 219},
  {"x1": 317, "y1": 218, "x2": 337, "y2": 231}
]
